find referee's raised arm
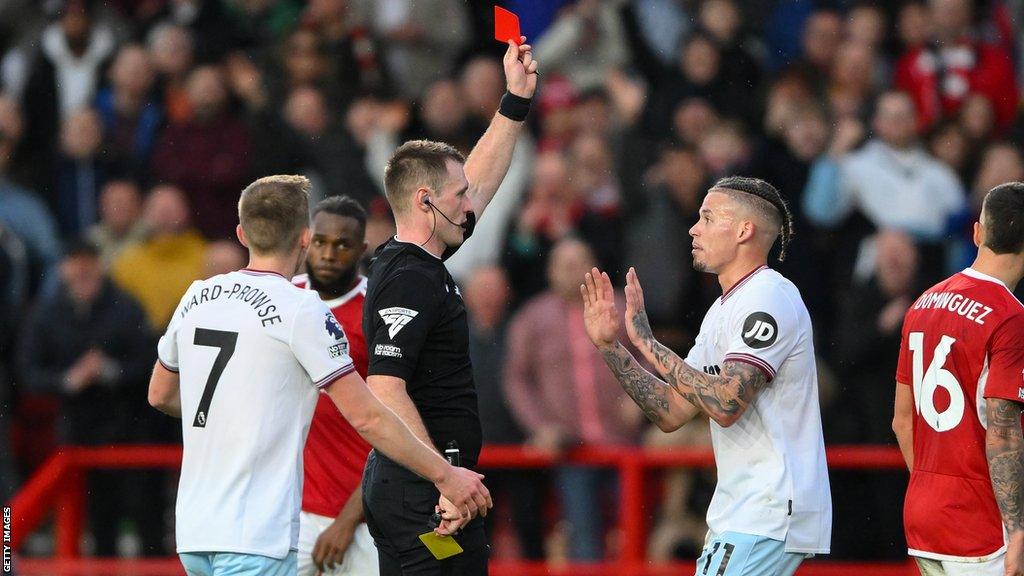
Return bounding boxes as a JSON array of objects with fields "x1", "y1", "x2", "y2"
[{"x1": 463, "y1": 38, "x2": 538, "y2": 219}]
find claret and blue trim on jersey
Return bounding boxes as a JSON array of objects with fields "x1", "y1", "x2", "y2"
[{"x1": 721, "y1": 265, "x2": 769, "y2": 303}]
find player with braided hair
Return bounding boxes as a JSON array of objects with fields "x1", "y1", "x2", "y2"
[
  {"x1": 709, "y1": 176, "x2": 795, "y2": 262},
  {"x1": 580, "y1": 175, "x2": 831, "y2": 575}
]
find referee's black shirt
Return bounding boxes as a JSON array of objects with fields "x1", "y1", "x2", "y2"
[{"x1": 363, "y1": 238, "x2": 482, "y2": 467}]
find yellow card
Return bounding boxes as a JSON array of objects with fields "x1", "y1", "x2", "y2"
[{"x1": 418, "y1": 532, "x2": 464, "y2": 560}]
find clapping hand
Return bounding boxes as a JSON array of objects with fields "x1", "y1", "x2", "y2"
[
  {"x1": 581, "y1": 267, "x2": 619, "y2": 349},
  {"x1": 624, "y1": 268, "x2": 655, "y2": 351}
]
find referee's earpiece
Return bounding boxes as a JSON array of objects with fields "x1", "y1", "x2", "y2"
[{"x1": 422, "y1": 196, "x2": 431, "y2": 206}]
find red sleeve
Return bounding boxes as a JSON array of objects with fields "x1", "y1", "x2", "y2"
[
  {"x1": 983, "y1": 312, "x2": 1024, "y2": 402},
  {"x1": 972, "y1": 45, "x2": 1019, "y2": 132}
]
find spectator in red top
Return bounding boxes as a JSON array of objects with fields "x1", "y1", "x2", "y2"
[
  {"x1": 894, "y1": 0, "x2": 1018, "y2": 132},
  {"x1": 150, "y1": 65, "x2": 252, "y2": 239}
]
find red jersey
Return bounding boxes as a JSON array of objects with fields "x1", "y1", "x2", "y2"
[
  {"x1": 897, "y1": 268, "x2": 1024, "y2": 561},
  {"x1": 293, "y1": 275, "x2": 372, "y2": 518},
  {"x1": 894, "y1": 42, "x2": 1018, "y2": 133}
]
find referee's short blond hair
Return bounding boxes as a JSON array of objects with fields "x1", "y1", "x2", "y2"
[
  {"x1": 383, "y1": 140, "x2": 465, "y2": 214},
  {"x1": 238, "y1": 175, "x2": 310, "y2": 255}
]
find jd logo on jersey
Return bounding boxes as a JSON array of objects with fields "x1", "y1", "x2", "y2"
[
  {"x1": 742, "y1": 312, "x2": 778, "y2": 349},
  {"x1": 379, "y1": 307, "x2": 418, "y2": 339}
]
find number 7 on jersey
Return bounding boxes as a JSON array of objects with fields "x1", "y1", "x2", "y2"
[{"x1": 192, "y1": 328, "x2": 238, "y2": 428}]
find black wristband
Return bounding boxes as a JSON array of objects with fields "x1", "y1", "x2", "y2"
[{"x1": 499, "y1": 91, "x2": 531, "y2": 122}]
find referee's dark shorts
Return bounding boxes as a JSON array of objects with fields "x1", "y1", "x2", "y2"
[{"x1": 363, "y1": 451, "x2": 488, "y2": 575}]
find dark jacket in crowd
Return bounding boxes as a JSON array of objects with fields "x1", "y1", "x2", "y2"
[{"x1": 16, "y1": 279, "x2": 154, "y2": 444}]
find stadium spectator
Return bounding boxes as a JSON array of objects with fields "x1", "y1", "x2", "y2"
[
  {"x1": 55, "y1": 107, "x2": 111, "y2": 237},
  {"x1": 626, "y1": 146, "x2": 710, "y2": 337},
  {"x1": 153, "y1": 0, "x2": 235, "y2": 64},
  {"x1": 460, "y1": 57, "x2": 505, "y2": 124},
  {"x1": 280, "y1": 86, "x2": 378, "y2": 205},
  {"x1": 416, "y1": 79, "x2": 485, "y2": 155},
  {"x1": 202, "y1": 239, "x2": 246, "y2": 279},
  {"x1": 0, "y1": 95, "x2": 61, "y2": 290},
  {"x1": 626, "y1": 0, "x2": 689, "y2": 66},
  {"x1": 804, "y1": 91, "x2": 966, "y2": 279},
  {"x1": 827, "y1": 42, "x2": 879, "y2": 120},
  {"x1": 829, "y1": 230, "x2": 920, "y2": 560},
  {"x1": 17, "y1": 0, "x2": 116, "y2": 205},
  {"x1": 973, "y1": 144, "x2": 1024, "y2": 211},
  {"x1": 110, "y1": 184, "x2": 205, "y2": 330},
  {"x1": 0, "y1": 95, "x2": 59, "y2": 274},
  {"x1": 150, "y1": 65, "x2": 252, "y2": 239},
  {"x1": 360, "y1": 0, "x2": 470, "y2": 98},
  {"x1": 222, "y1": 0, "x2": 302, "y2": 52},
  {"x1": 16, "y1": 239, "x2": 153, "y2": 556},
  {"x1": 791, "y1": 9, "x2": 844, "y2": 93},
  {"x1": 464, "y1": 265, "x2": 545, "y2": 560},
  {"x1": 87, "y1": 178, "x2": 146, "y2": 266},
  {"x1": 534, "y1": 0, "x2": 630, "y2": 92},
  {"x1": 566, "y1": 133, "x2": 624, "y2": 277},
  {"x1": 501, "y1": 151, "x2": 582, "y2": 306},
  {"x1": 928, "y1": 120, "x2": 973, "y2": 184},
  {"x1": 845, "y1": 4, "x2": 887, "y2": 52},
  {"x1": 697, "y1": 0, "x2": 762, "y2": 107},
  {"x1": 262, "y1": 28, "x2": 342, "y2": 114},
  {"x1": 299, "y1": 0, "x2": 388, "y2": 104},
  {"x1": 94, "y1": 44, "x2": 162, "y2": 177},
  {"x1": 147, "y1": 23, "x2": 194, "y2": 124},
  {"x1": 896, "y1": 2, "x2": 931, "y2": 52},
  {"x1": 640, "y1": 32, "x2": 735, "y2": 137},
  {"x1": 836, "y1": 230, "x2": 922, "y2": 444},
  {"x1": 505, "y1": 237, "x2": 642, "y2": 560},
  {"x1": 894, "y1": 0, "x2": 1018, "y2": 132}
]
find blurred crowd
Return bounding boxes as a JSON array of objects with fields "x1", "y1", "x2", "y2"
[{"x1": 2, "y1": 0, "x2": 1023, "y2": 565}]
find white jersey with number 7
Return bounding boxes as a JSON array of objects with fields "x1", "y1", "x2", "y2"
[{"x1": 157, "y1": 268, "x2": 355, "y2": 559}]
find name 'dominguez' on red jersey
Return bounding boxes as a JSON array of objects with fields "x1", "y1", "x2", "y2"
[{"x1": 897, "y1": 267, "x2": 1024, "y2": 562}]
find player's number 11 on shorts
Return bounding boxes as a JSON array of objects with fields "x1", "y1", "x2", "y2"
[{"x1": 192, "y1": 328, "x2": 238, "y2": 428}]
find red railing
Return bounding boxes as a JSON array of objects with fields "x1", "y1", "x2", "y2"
[{"x1": 7, "y1": 444, "x2": 916, "y2": 576}]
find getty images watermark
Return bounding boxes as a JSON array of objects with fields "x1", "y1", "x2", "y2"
[{"x1": 3, "y1": 506, "x2": 10, "y2": 574}]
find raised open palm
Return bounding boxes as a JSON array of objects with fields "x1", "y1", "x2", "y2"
[
  {"x1": 581, "y1": 267, "x2": 620, "y2": 348},
  {"x1": 624, "y1": 267, "x2": 654, "y2": 348}
]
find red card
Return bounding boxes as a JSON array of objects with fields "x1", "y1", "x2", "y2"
[{"x1": 494, "y1": 6, "x2": 521, "y2": 45}]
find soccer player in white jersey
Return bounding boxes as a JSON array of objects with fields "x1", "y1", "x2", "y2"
[
  {"x1": 581, "y1": 176, "x2": 831, "y2": 576},
  {"x1": 147, "y1": 175, "x2": 491, "y2": 576}
]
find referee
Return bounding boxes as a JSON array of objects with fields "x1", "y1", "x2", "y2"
[{"x1": 361, "y1": 39, "x2": 538, "y2": 575}]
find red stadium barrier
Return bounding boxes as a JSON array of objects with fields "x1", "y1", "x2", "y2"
[{"x1": 7, "y1": 444, "x2": 918, "y2": 576}]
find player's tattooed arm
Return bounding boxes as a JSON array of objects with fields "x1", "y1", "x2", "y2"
[
  {"x1": 986, "y1": 398, "x2": 1024, "y2": 534},
  {"x1": 598, "y1": 341, "x2": 700, "y2": 432},
  {"x1": 623, "y1": 268, "x2": 768, "y2": 427},
  {"x1": 663, "y1": 358, "x2": 768, "y2": 428}
]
